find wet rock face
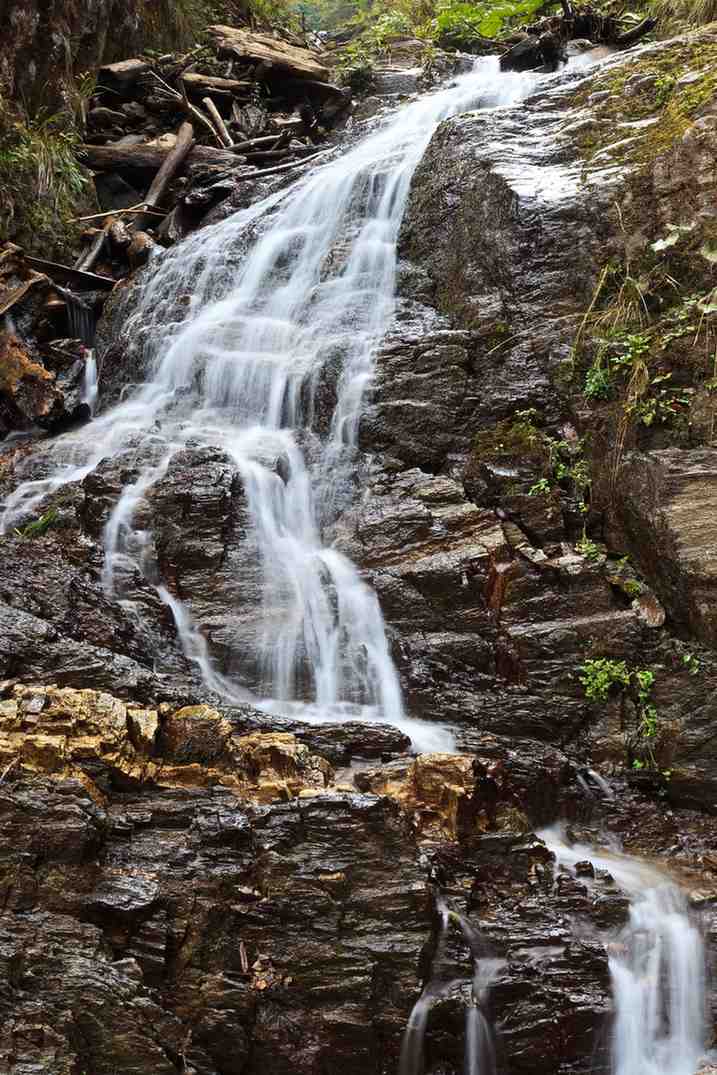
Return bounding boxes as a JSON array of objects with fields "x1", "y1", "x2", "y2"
[
  {"x1": 350, "y1": 37, "x2": 717, "y2": 815},
  {"x1": 1, "y1": 29, "x2": 717, "y2": 1075},
  {"x1": 0, "y1": 681, "x2": 622, "y2": 1075},
  {"x1": 610, "y1": 449, "x2": 717, "y2": 644}
]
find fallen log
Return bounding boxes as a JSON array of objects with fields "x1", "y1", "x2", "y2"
[
  {"x1": 237, "y1": 146, "x2": 333, "y2": 180},
  {"x1": 24, "y1": 257, "x2": 115, "y2": 291},
  {"x1": 280, "y1": 78, "x2": 349, "y2": 103},
  {"x1": 97, "y1": 58, "x2": 151, "y2": 93},
  {"x1": 144, "y1": 70, "x2": 223, "y2": 147},
  {"x1": 131, "y1": 121, "x2": 195, "y2": 231},
  {"x1": 243, "y1": 148, "x2": 294, "y2": 163},
  {"x1": 202, "y1": 97, "x2": 233, "y2": 148},
  {"x1": 181, "y1": 72, "x2": 253, "y2": 96},
  {"x1": 500, "y1": 4, "x2": 655, "y2": 71},
  {"x1": 616, "y1": 16, "x2": 657, "y2": 48},
  {"x1": 73, "y1": 225, "x2": 110, "y2": 272},
  {"x1": 228, "y1": 133, "x2": 291, "y2": 153},
  {"x1": 207, "y1": 25, "x2": 330, "y2": 81},
  {"x1": 78, "y1": 141, "x2": 241, "y2": 173}
]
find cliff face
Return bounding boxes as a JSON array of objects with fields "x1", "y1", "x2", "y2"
[{"x1": 0, "y1": 21, "x2": 717, "y2": 1075}]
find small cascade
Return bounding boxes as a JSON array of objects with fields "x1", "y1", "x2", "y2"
[
  {"x1": 61, "y1": 288, "x2": 95, "y2": 346},
  {"x1": 82, "y1": 350, "x2": 99, "y2": 417},
  {"x1": 399, "y1": 895, "x2": 501, "y2": 1075},
  {"x1": 541, "y1": 828, "x2": 706, "y2": 1075}
]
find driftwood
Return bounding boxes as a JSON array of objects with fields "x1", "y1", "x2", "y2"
[
  {"x1": 97, "y1": 59, "x2": 151, "y2": 93},
  {"x1": 24, "y1": 257, "x2": 115, "y2": 291},
  {"x1": 181, "y1": 72, "x2": 253, "y2": 97},
  {"x1": 281, "y1": 79, "x2": 348, "y2": 103},
  {"x1": 131, "y1": 121, "x2": 195, "y2": 231},
  {"x1": 615, "y1": 16, "x2": 658, "y2": 47},
  {"x1": 229, "y1": 133, "x2": 290, "y2": 153},
  {"x1": 207, "y1": 25, "x2": 330, "y2": 81},
  {"x1": 73, "y1": 226, "x2": 109, "y2": 272},
  {"x1": 238, "y1": 146, "x2": 333, "y2": 180},
  {"x1": 202, "y1": 97, "x2": 233, "y2": 148},
  {"x1": 243, "y1": 148, "x2": 293, "y2": 163},
  {"x1": 79, "y1": 141, "x2": 240, "y2": 173}
]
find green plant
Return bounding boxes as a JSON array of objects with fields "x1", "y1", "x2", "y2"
[
  {"x1": 0, "y1": 99, "x2": 89, "y2": 256},
  {"x1": 653, "y1": 74, "x2": 676, "y2": 107},
  {"x1": 682, "y1": 652, "x2": 701, "y2": 676},
  {"x1": 579, "y1": 658, "x2": 631, "y2": 702},
  {"x1": 528, "y1": 477, "x2": 551, "y2": 496},
  {"x1": 650, "y1": 0, "x2": 717, "y2": 31},
  {"x1": 14, "y1": 509, "x2": 59, "y2": 539},
  {"x1": 584, "y1": 359, "x2": 613, "y2": 400},
  {"x1": 431, "y1": 0, "x2": 558, "y2": 46},
  {"x1": 625, "y1": 371, "x2": 690, "y2": 426},
  {"x1": 580, "y1": 658, "x2": 664, "y2": 771},
  {"x1": 576, "y1": 534, "x2": 602, "y2": 561},
  {"x1": 338, "y1": 51, "x2": 376, "y2": 93}
]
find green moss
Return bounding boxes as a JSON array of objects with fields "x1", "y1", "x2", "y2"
[
  {"x1": 472, "y1": 409, "x2": 545, "y2": 462},
  {"x1": 574, "y1": 34, "x2": 717, "y2": 172}
]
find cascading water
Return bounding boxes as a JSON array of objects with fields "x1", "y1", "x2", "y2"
[
  {"x1": 541, "y1": 828, "x2": 706, "y2": 1075},
  {"x1": 399, "y1": 895, "x2": 501, "y2": 1075},
  {"x1": 1, "y1": 58, "x2": 552, "y2": 750}
]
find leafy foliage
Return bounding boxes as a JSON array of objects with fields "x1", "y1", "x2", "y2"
[
  {"x1": 579, "y1": 658, "x2": 631, "y2": 702},
  {"x1": 0, "y1": 99, "x2": 88, "y2": 257}
]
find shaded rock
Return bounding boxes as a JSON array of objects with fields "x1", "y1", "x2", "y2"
[{"x1": 610, "y1": 449, "x2": 717, "y2": 645}]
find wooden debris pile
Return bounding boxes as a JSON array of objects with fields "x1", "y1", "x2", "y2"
[
  {"x1": 0, "y1": 245, "x2": 99, "y2": 438},
  {"x1": 500, "y1": 0, "x2": 657, "y2": 72},
  {"x1": 0, "y1": 24, "x2": 351, "y2": 441},
  {"x1": 75, "y1": 26, "x2": 349, "y2": 248}
]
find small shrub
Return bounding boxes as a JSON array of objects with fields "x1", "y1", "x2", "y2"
[
  {"x1": 528, "y1": 477, "x2": 551, "y2": 496},
  {"x1": 579, "y1": 658, "x2": 631, "y2": 702},
  {"x1": 576, "y1": 535, "x2": 602, "y2": 561},
  {"x1": 682, "y1": 652, "x2": 700, "y2": 676},
  {"x1": 0, "y1": 99, "x2": 88, "y2": 257},
  {"x1": 584, "y1": 360, "x2": 613, "y2": 400}
]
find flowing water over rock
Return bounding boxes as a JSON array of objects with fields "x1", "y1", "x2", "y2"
[
  {"x1": 0, "y1": 58, "x2": 542, "y2": 752},
  {"x1": 542, "y1": 828, "x2": 706, "y2": 1075},
  {"x1": 399, "y1": 895, "x2": 501, "y2": 1075}
]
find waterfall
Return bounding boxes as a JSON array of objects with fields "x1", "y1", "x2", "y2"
[
  {"x1": 541, "y1": 828, "x2": 706, "y2": 1075},
  {"x1": 0, "y1": 59, "x2": 543, "y2": 751},
  {"x1": 399, "y1": 895, "x2": 501, "y2": 1075}
]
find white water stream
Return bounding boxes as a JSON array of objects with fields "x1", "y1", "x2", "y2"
[
  {"x1": 1, "y1": 57, "x2": 546, "y2": 750},
  {"x1": 399, "y1": 896, "x2": 502, "y2": 1075},
  {"x1": 541, "y1": 828, "x2": 706, "y2": 1075}
]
